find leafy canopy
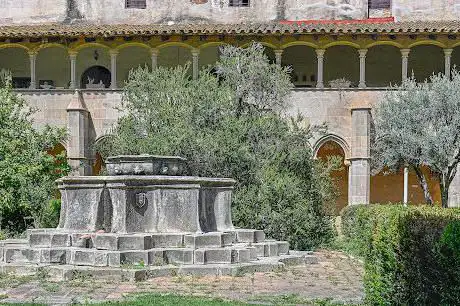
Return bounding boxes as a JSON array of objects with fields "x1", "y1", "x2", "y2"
[
  {"x1": 97, "y1": 43, "x2": 336, "y2": 249},
  {"x1": 0, "y1": 71, "x2": 69, "y2": 233},
  {"x1": 373, "y1": 70, "x2": 460, "y2": 207}
]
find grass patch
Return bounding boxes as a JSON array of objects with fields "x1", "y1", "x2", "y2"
[{"x1": 92, "y1": 293, "x2": 248, "y2": 305}]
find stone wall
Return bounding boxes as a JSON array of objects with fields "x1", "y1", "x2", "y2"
[{"x1": 1, "y1": 0, "x2": 460, "y2": 25}]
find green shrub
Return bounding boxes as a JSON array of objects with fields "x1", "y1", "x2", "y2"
[{"x1": 341, "y1": 204, "x2": 460, "y2": 305}]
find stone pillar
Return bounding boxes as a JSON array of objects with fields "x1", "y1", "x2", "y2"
[
  {"x1": 444, "y1": 48, "x2": 453, "y2": 79},
  {"x1": 28, "y1": 52, "x2": 37, "y2": 89},
  {"x1": 403, "y1": 166, "x2": 409, "y2": 206},
  {"x1": 401, "y1": 49, "x2": 410, "y2": 82},
  {"x1": 274, "y1": 49, "x2": 283, "y2": 66},
  {"x1": 192, "y1": 49, "x2": 200, "y2": 80},
  {"x1": 69, "y1": 51, "x2": 77, "y2": 89},
  {"x1": 110, "y1": 50, "x2": 118, "y2": 89},
  {"x1": 348, "y1": 107, "x2": 371, "y2": 205},
  {"x1": 448, "y1": 164, "x2": 460, "y2": 208},
  {"x1": 66, "y1": 90, "x2": 91, "y2": 176},
  {"x1": 315, "y1": 49, "x2": 325, "y2": 88},
  {"x1": 151, "y1": 48, "x2": 159, "y2": 70},
  {"x1": 358, "y1": 49, "x2": 367, "y2": 88}
]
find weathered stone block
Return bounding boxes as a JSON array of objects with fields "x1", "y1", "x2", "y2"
[
  {"x1": 164, "y1": 249, "x2": 193, "y2": 265},
  {"x1": 70, "y1": 234, "x2": 93, "y2": 248},
  {"x1": 201, "y1": 248, "x2": 233, "y2": 264},
  {"x1": 118, "y1": 235, "x2": 152, "y2": 250},
  {"x1": 194, "y1": 250, "x2": 205, "y2": 265},
  {"x1": 148, "y1": 249, "x2": 165, "y2": 266},
  {"x1": 221, "y1": 232, "x2": 233, "y2": 246},
  {"x1": 277, "y1": 241, "x2": 289, "y2": 255},
  {"x1": 232, "y1": 248, "x2": 250, "y2": 263},
  {"x1": 93, "y1": 234, "x2": 118, "y2": 250},
  {"x1": 247, "y1": 246, "x2": 258, "y2": 261},
  {"x1": 70, "y1": 249, "x2": 95, "y2": 266},
  {"x1": 151, "y1": 233, "x2": 184, "y2": 248},
  {"x1": 29, "y1": 233, "x2": 70, "y2": 248},
  {"x1": 40, "y1": 249, "x2": 68, "y2": 264},
  {"x1": 234, "y1": 229, "x2": 255, "y2": 243},
  {"x1": 4, "y1": 248, "x2": 39, "y2": 263},
  {"x1": 184, "y1": 233, "x2": 222, "y2": 249},
  {"x1": 254, "y1": 230, "x2": 265, "y2": 243},
  {"x1": 120, "y1": 251, "x2": 148, "y2": 265},
  {"x1": 253, "y1": 242, "x2": 278, "y2": 257}
]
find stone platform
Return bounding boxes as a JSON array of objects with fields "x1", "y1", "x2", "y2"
[{"x1": 0, "y1": 229, "x2": 314, "y2": 280}]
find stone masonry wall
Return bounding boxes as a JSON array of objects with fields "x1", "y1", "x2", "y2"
[{"x1": 1, "y1": 0, "x2": 460, "y2": 25}]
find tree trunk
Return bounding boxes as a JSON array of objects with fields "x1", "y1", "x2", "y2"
[
  {"x1": 413, "y1": 165, "x2": 433, "y2": 205},
  {"x1": 440, "y1": 174, "x2": 450, "y2": 208}
]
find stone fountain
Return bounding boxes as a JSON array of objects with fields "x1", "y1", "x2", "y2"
[{"x1": 0, "y1": 155, "x2": 313, "y2": 280}]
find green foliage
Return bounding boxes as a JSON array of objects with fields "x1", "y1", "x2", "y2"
[
  {"x1": 341, "y1": 204, "x2": 460, "y2": 305},
  {"x1": 0, "y1": 70, "x2": 69, "y2": 234},
  {"x1": 373, "y1": 70, "x2": 460, "y2": 207},
  {"x1": 96, "y1": 43, "x2": 335, "y2": 250}
]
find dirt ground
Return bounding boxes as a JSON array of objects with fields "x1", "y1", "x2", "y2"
[{"x1": 0, "y1": 250, "x2": 364, "y2": 305}]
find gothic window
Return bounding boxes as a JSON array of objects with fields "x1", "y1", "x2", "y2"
[
  {"x1": 125, "y1": 0, "x2": 146, "y2": 9},
  {"x1": 369, "y1": 0, "x2": 391, "y2": 9},
  {"x1": 229, "y1": 0, "x2": 250, "y2": 7}
]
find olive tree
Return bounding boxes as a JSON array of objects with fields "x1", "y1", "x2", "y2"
[
  {"x1": 97, "y1": 43, "x2": 337, "y2": 249},
  {"x1": 372, "y1": 70, "x2": 460, "y2": 207}
]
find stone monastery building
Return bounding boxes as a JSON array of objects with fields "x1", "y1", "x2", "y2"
[{"x1": 2, "y1": 0, "x2": 460, "y2": 210}]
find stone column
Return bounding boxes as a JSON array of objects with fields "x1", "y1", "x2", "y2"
[
  {"x1": 66, "y1": 90, "x2": 91, "y2": 176},
  {"x1": 444, "y1": 48, "x2": 453, "y2": 79},
  {"x1": 110, "y1": 50, "x2": 118, "y2": 89},
  {"x1": 403, "y1": 166, "x2": 409, "y2": 206},
  {"x1": 401, "y1": 49, "x2": 410, "y2": 82},
  {"x1": 151, "y1": 48, "x2": 159, "y2": 70},
  {"x1": 69, "y1": 51, "x2": 77, "y2": 89},
  {"x1": 274, "y1": 49, "x2": 283, "y2": 66},
  {"x1": 315, "y1": 49, "x2": 325, "y2": 88},
  {"x1": 348, "y1": 107, "x2": 371, "y2": 205},
  {"x1": 358, "y1": 49, "x2": 367, "y2": 88},
  {"x1": 192, "y1": 49, "x2": 200, "y2": 80},
  {"x1": 28, "y1": 51, "x2": 37, "y2": 89},
  {"x1": 448, "y1": 164, "x2": 460, "y2": 208}
]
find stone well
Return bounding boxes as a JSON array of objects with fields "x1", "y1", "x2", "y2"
[{"x1": 0, "y1": 155, "x2": 315, "y2": 280}]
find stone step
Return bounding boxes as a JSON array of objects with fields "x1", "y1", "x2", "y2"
[
  {"x1": 232, "y1": 229, "x2": 265, "y2": 243},
  {"x1": 252, "y1": 242, "x2": 279, "y2": 257},
  {"x1": 29, "y1": 233, "x2": 71, "y2": 248},
  {"x1": 184, "y1": 232, "x2": 233, "y2": 249}
]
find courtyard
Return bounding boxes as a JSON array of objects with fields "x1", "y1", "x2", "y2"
[{"x1": 0, "y1": 250, "x2": 363, "y2": 305}]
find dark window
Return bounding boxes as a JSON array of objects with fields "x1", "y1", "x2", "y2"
[
  {"x1": 126, "y1": 0, "x2": 146, "y2": 9},
  {"x1": 229, "y1": 0, "x2": 250, "y2": 7},
  {"x1": 369, "y1": 0, "x2": 391, "y2": 9}
]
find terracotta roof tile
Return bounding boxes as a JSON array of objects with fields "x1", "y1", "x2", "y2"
[{"x1": 0, "y1": 21, "x2": 459, "y2": 38}]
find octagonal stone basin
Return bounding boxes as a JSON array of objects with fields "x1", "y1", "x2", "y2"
[
  {"x1": 56, "y1": 176, "x2": 235, "y2": 234},
  {"x1": 106, "y1": 155, "x2": 187, "y2": 176}
]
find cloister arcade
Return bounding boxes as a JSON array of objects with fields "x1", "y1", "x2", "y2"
[
  {"x1": 2, "y1": 26, "x2": 460, "y2": 208},
  {"x1": 1, "y1": 38, "x2": 460, "y2": 90}
]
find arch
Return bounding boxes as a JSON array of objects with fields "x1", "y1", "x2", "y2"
[
  {"x1": 115, "y1": 42, "x2": 152, "y2": 52},
  {"x1": 408, "y1": 44, "x2": 444, "y2": 82},
  {"x1": 364, "y1": 41, "x2": 404, "y2": 49},
  {"x1": 81, "y1": 65, "x2": 111, "y2": 89},
  {"x1": 117, "y1": 44, "x2": 151, "y2": 88},
  {"x1": 34, "y1": 43, "x2": 68, "y2": 53},
  {"x1": 407, "y1": 40, "x2": 447, "y2": 49},
  {"x1": 450, "y1": 41, "x2": 460, "y2": 49},
  {"x1": 156, "y1": 42, "x2": 194, "y2": 50},
  {"x1": 36, "y1": 46, "x2": 70, "y2": 88},
  {"x1": 322, "y1": 41, "x2": 361, "y2": 50},
  {"x1": 313, "y1": 134, "x2": 350, "y2": 160},
  {"x1": 324, "y1": 45, "x2": 360, "y2": 87},
  {"x1": 367, "y1": 44, "x2": 402, "y2": 87},
  {"x1": 240, "y1": 41, "x2": 278, "y2": 50},
  {"x1": 74, "y1": 42, "x2": 111, "y2": 52},
  {"x1": 282, "y1": 44, "x2": 317, "y2": 87},
  {"x1": 280, "y1": 41, "x2": 319, "y2": 49},
  {"x1": 0, "y1": 46, "x2": 30, "y2": 88},
  {"x1": 198, "y1": 42, "x2": 227, "y2": 50},
  {"x1": 0, "y1": 43, "x2": 30, "y2": 51}
]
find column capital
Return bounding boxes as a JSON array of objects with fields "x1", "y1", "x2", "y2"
[
  {"x1": 400, "y1": 48, "x2": 410, "y2": 57},
  {"x1": 444, "y1": 48, "x2": 453, "y2": 57},
  {"x1": 358, "y1": 48, "x2": 368, "y2": 58},
  {"x1": 274, "y1": 49, "x2": 284, "y2": 55},
  {"x1": 109, "y1": 49, "x2": 119, "y2": 56},
  {"x1": 151, "y1": 48, "x2": 160, "y2": 56},
  {"x1": 68, "y1": 50, "x2": 78, "y2": 58},
  {"x1": 315, "y1": 49, "x2": 326, "y2": 57},
  {"x1": 191, "y1": 48, "x2": 200, "y2": 56},
  {"x1": 28, "y1": 51, "x2": 37, "y2": 57}
]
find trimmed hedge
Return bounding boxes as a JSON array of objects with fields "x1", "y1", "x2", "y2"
[{"x1": 341, "y1": 204, "x2": 460, "y2": 305}]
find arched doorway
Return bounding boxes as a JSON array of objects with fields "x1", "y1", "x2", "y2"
[
  {"x1": 316, "y1": 140, "x2": 348, "y2": 214},
  {"x1": 81, "y1": 66, "x2": 111, "y2": 89}
]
